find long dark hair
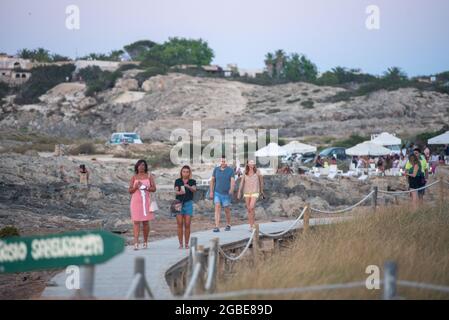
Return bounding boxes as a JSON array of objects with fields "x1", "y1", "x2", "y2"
[{"x1": 134, "y1": 159, "x2": 148, "y2": 174}]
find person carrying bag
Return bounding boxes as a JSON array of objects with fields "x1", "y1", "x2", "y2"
[{"x1": 173, "y1": 165, "x2": 197, "y2": 249}]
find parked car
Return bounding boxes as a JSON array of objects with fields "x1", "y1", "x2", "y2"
[
  {"x1": 109, "y1": 132, "x2": 143, "y2": 145},
  {"x1": 319, "y1": 147, "x2": 347, "y2": 160}
]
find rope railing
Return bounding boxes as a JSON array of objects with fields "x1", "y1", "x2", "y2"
[
  {"x1": 378, "y1": 180, "x2": 441, "y2": 195},
  {"x1": 186, "y1": 281, "x2": 369, "y2": 300},
  {"x1": 310, "y1": 190, "x2": 375, "y2": 214},
  {"x1": 217, "y1": 229, "x2": 256, "y2": 261},
  {"x1": 185, "y1": 279, "x2": 449, "y2": 300},
  {"x1": 259, "y1": 207, "x2": 306, "y2": 238},
  {"x1": 397, "y1": 280, "x2": 449, "y2": 293}
]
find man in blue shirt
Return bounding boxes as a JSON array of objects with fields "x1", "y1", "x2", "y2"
[{"x1": 209, "y1": 156, "x2": 235, "y2": 232}]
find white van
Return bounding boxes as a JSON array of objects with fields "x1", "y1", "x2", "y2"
[{"x1": 109, "y1": 132, "x2": 143, "y2": 145}]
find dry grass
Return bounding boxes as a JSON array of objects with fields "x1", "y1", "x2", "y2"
[{"x1": 218, "y1": 203, "x2": 449, "y2": 299}]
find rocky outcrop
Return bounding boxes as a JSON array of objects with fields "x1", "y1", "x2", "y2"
[
  {"x1": 115, "y1": 78, "x2": 139, "y2": 91},
  {"x1": 2, "y1": 73, "x2": 449, "y2": 143}
]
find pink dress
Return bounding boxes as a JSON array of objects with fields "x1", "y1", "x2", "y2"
[{"x1": 130, "y1": 178, "x2": 155, "y2": 222}]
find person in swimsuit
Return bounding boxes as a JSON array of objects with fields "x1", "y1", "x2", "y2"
[
  {"x1": 237, "y1": 159, "x2": 264, "y2": 231},
  {"x1": 129, "y1": 159, "x2": 157, "y2": 250}
]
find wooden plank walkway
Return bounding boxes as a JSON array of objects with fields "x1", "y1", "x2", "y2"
[{"x1": 41, "y1": 216, "x2": 346, "y2": 299}]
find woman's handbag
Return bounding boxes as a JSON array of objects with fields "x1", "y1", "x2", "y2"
[
  {"x1": 150, "y1": 195, "x2": 159, "y2": 212},
  {"x1": 171, "y1": 184, "x2": 186, "y2": 214},
  {"x1": 170, "y1": 199, "x2": 182, "y2": 214}
]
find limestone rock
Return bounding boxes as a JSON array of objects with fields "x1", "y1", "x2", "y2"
[{"x1": 115, "y1": 78, "x2": 139, "y2": 91}]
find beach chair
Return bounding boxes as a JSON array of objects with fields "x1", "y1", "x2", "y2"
[
  {"x1": 320, "y1": 167, "x2": 329, "y2": 177},
  {"x1": 328, "y1": 164, "x2": 343, "y2": 180},
  {"x1": 358, "y1": 174, "x2": 368, "y2": 181}
]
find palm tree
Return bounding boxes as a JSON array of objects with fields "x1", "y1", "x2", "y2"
[
  {"x1": 274, "y1": 49, "x2": 286, "y2": 79},
  {"x1": 383, "y1": 67, "x2": 407, "y2": 81},
  {"x1": 264, "y1": 53, "x2": 275, "y2": 78}
]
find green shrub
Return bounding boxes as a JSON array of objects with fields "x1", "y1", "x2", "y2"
[
  {"x1": 0, "y1": 226, "x2": 20, "y2": 238},
  {"x1": 0, "y1": 82, "x2": 9, "y2": 101},
  {"x1": 14, "y1": 64, "x2": 75, "y2": 104},
  {"x1": 69, "y1": 142, "x2": 96, "y2": 155},
  {"x1": 117, "y1": 63, "x2": 141, "y2": 72},
  {"x1": 301, "y1": 100, "x2": 314, "y2": 109},
  {"x1": 333, "y1": 134, "x2": 368, "y2": 148},
  {"x1": 135, "y1": 66, "x2": 167, "y2": 86},
  {"x1": 78, "y1": 66, "x2": 122, "y2": 96}
]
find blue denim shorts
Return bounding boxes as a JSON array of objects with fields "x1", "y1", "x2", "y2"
[
  {"x1": 214, "y1": 192, "x2": 231, "y2": 207},
  {"x1": 179, "y1": 200, "x2": 193, "y2": 216}
]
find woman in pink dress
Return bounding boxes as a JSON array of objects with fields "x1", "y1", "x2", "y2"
[{"x1": 129, "y1": 160, "x2": 156, "y2": 250}]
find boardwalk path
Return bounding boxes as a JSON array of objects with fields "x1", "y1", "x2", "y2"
[{"x1": 42, "y1": 216, "x2": 345, "y2": 299}]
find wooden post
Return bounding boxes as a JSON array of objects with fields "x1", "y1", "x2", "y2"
[
  {"x1": 205, "y1": 238, "x2": 219, "y2": 294},
  {"x1": 134, "y1": 257, "x2": 145, "y2": 298},
  {"x1": 383, "y1": 261, "x2": 397, "y2": 300},
  {"x1": 372, "y1": 186, "x2": 378, "y2": 211},
  {"x1": 193, "y1": 245, "x2": 206, "y2": 295},
  {"x1": 252, "y1": 224, "x2": 260, "y2": 263},
  {"x1": 303, "y1": 205, "x2": 310, "y2": 233},
  {"x1": 80, "y1": 265, "x2": 95, "y2": 298},
  {"x1": 187, "y1": 237, "x2": 198, "y2": 281}
]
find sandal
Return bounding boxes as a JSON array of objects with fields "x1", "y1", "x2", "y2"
[
  {"x1": 142, "y1": 242, "x2": 148, "y2": 249},
  {"x1": 179, "y1": 244, "x2": 183, "y2": 249},
  {"x1": 185, "y1": 244, "x2": 189, "y2": 249},
  {"x1": 133, "y1": 243, "x2": 139, "y2": 251}
]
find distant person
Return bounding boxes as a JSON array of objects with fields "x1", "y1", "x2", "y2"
[
  {"x1": 79, "y1": 164, "x2": 89, "y2": 185},
  {"x1": 237, "y1": 160, "x2": 264, "y2": 231},
  {"x1": 430, "y1": 153, "x2": 439, "y2": 175},
  {"x1": 357, "y1": 157, "x2": 366, "y2": 169},
  {"x1": 405, "y1": 154, "x2": 424, "y2": 209},
  {"x1": 330, "y1": 157, "x2": 337, "y2": 165},
  {"x1": 408, "y1": 143, "x2": 415, "y2": 156},
  {"x1": 129, "y1": 159, "x2": 157, "y2": 250},
  {"x1": 209, "y1": 156, "x2": 235, "y2": 232},
  {"x1": 445, "y1": 144, "x2": 449, "y2": 156},
  {"x1": 384, "y1": 155, "x2": 393, "y2": 170},
  {"x1": 314, "y1": 155, "x2": 324, "y2": 168},
  {"x1": 405, "y1": 148, "x2": 428, "y2": 200},
  {"x1": 174, "y1": 165, "x2": 197, "y2": 249},
  {"x1": 424, "y1": 145, "x2": 431, "y2": 160},
  {"x1": 399, "y1": 153, "x2": 407, "y2": 169},
  {"x1": 377, "y1": 157, "x2": 384, "y2": 173},
  {"x1": 392, "y1": 154, "x2": 400, "y2": 168},
  {"x1": 351, "y1": 156, "x2": 358, "y2": 168}
]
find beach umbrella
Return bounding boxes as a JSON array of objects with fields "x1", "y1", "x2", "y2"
[
  {"x1": 346, "y1": 141, "x2": 392, "y2": 156},
  {"x1": 281, "y1": 141, "x2": 317, "y2": 154},
  {"x1": 371, "y1": 132, "x2": 401, "y2": 146},
  {"x1": 254, "y1": 142, "x2": 288, "y2": 157},
  {"x1": 428, "y1": 131, "x2": 449, "y2": 145}
]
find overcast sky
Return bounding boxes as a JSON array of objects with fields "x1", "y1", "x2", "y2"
[{"x1": 1, "y1": 0, "x2": 448, "y2": 76}]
